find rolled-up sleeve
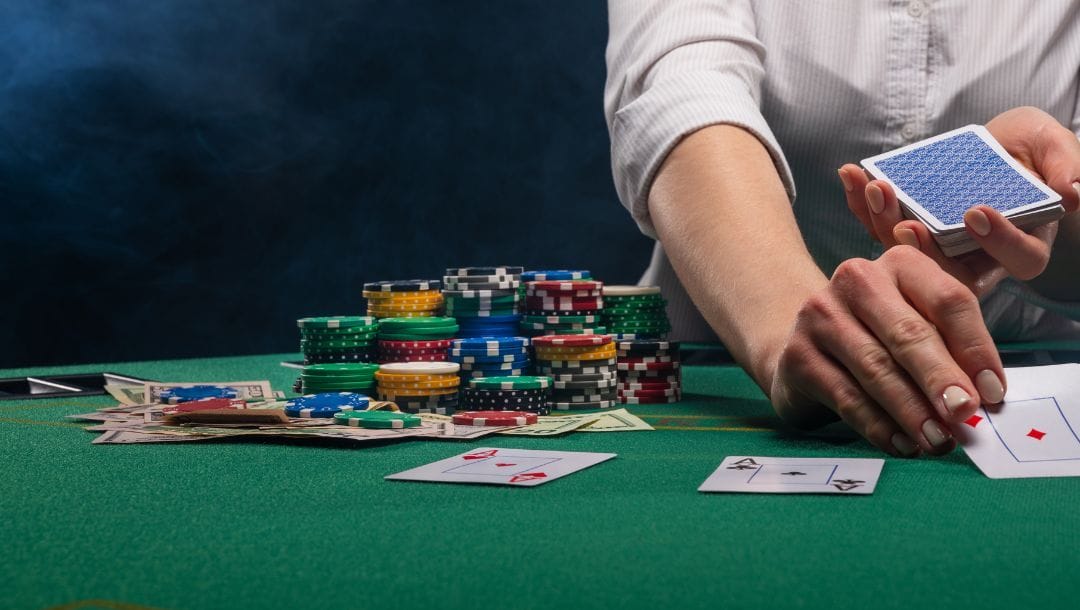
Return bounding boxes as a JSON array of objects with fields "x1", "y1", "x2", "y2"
[{"x1": 604, "y1": 0, "x2": 795, "y2": 237}]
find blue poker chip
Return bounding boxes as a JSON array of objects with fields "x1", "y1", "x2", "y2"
[
  {"x1": 452, "y1": 336, "x2": 529, "y2": 349},
  {"x1": 521, "y1": 270, "x2": 591, "y2": 282},
  {"x1": 455, "y1": 314, "x2": 522, "y2": 325},
  {"x1": 158, "y1": 385, "x2": 240, "y2": 404},
  {"x1": 284, "y1": 392, "x2": 370, "y2": 418},
  {"x1": 455, "y1": 330, "x2": 519, "y2": 339}
]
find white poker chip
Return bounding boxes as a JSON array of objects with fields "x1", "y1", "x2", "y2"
[
  {"x1": 603, "y1": 285, "x2": 662, "y2": 296},
  {"x1": 377, "y1": 361, "x2": 461, "y2": 375}
]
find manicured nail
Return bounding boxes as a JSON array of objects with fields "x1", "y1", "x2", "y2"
[
  {"x1": 976, "y1": 369, "x2": 1005, "y2": 404},
  {"x1": 922, "y1": 419, "x2": 951, "y2": 448},
  {"x1": 942, "y1": 385, "x2": 973, "y2": 415},
  {"x1": 1073, "y1": 181, "x2": 1079, "y2": 202},
  {"x1": 866, "y1": 184, "x2": 885, "y2": 214},
  {"x1": 965, "y1": 208, "x2": 991, "y2": 237},
  {"x1": 891, "y1": 432, "x2": 919, "y2": 457},
  {"x1": 838, "y1": 168, "x2": 854, "y2": 192},
  {"x1": 894, "y1": 227, "x2": 919, "y2": 249}
]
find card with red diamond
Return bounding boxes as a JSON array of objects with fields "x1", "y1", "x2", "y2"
[{"x1": 957, "y1": 364, "x2": 1080, "y2": 478}]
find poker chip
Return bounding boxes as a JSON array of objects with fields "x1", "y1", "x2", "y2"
[
  {"x1": 452, "y1": 410, "x2": 538, "y2": 426},
  {"x1": 446, "y1": 266, "x2": 524, "y2": 277},
  {"x1": 532, "y1": 334, "x2": 611, "y2": 347},
  {"x1": 157, "y1": 385, "x2": 239, "y2": 404},
  {"x1": 453, "y1": 336, "x2": 529, "y2": 349},
  {"x1": 449, "y1": 352, "x2": 527, "y2": 363},
  {"x1": 285, "y1": 392, "x2": 370, "y2": 418},
  {"x1": 549, "y1": 399, "x2": 616, "y2": 411},
  {"x1": 335, "y1": 410, "x2": 422, "y2": 429},
  {"x1": 445, "y1": 267, "x2": 525, "y2": 335},
  {"x1": 619, "y1": 380, "x2": 681, "y2": 391},
  {"x1": 603, "y1": 285, "x2": 662, "y2": 297},
  {"x1": 363, "y1": 280, "x2": 442, "y2": 292},
  {"x1": 521, "y1": 315, "x2": 600, "y2": 325},
  {"x1": 616, "y1": 360, "x2": 680, "y2": 371},
  {"x1": 469, "y1": 375, "x2": 551, "y2": 390},
  {"x1": 462, "y1": 368, "x2": 527, "y2": 378},
  {"x1": 529, "y1": 280, "x2": 602, "y2": 292},
  {"x1": 379, "y1": 361, "x2": 460, "y2": 375},
  {"x1": 616, "y1": 394, "x2": 680, "y2": 404},
  {"x1": 297, "y1": 316, "x2": 378, "y2": 329},
  {"x1": 521, "y1": 270, "x2": 590, "y2": 281}
]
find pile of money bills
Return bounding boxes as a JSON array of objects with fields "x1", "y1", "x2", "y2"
[{"x1": 69, "y1": 380, "x2": 653, "y2": 445}]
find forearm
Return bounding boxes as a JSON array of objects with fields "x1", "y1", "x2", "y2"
[
  {"x1": 648, "y1": 124, "x2": 827, "y2": 390},
  {"x1": 1026, "y1": 211, "x2": 1080, "y2": 302}
]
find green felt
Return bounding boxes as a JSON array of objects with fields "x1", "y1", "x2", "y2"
[{"x1": 2, "y1": 352, "x2": 1079, "y2": 610}]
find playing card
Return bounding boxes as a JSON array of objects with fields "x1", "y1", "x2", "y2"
[
  {"x1": 698, "y1": 456, "x2": 884, "y2": 494},
  {"x1": 957, "y1": 364, "x2": 1080, "y2": 478},
  {"x1": 861, "y1": 125, "x2": 1063, "y2": 256},
  {"x1": 385, "y1": 447, "x2": 616, "y2": 487}
]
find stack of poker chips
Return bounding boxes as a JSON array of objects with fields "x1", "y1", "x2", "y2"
[
  {"x1": 443, "y1": 266, "x2": 523, "y2": 337},
  {"x1": 616, "y1": 340, "x2": 682, "y2": 404},
  {"x1": 449, "y1": 336, "x2": 531, "y2": 380},
  {"x1": 601, "y1": 285, "x2": 671, "y2": 339},
  {"x1": 376, "y1": 317, "x2": 459, "y2": 363},
  {"x1": 374, "y1": 361, "x2": 461, "y2": 414},
  {"x1": 520, "y1": 278, "x2": 606, "y2": 337},
  {"x1": 462, "y1": 375, "x2": 552, "y2": 415},
  {"x1": 363, "y1": 280, "x2": 445, "y2": 319},
  {"x1": 297, "y1": 316, "x2": 379, "y2": 364},
  {"x1": 532, "y1": 334, "x2": 617, "y2": 411},
  {"x1": 296, "y1": 363, "x2": 379, "y2": 395},
  {"x1": 284, "y1": 392, "x2": 370, "y2": 419}
]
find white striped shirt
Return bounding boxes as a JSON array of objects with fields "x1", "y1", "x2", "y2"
[{"x1": 605, "y1": 0, "x2": 1080, "y2": 342}]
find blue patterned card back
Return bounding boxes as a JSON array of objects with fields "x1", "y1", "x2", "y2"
[{"x1": 870, "y1": 128, "x2": 1051, "y2": 227}]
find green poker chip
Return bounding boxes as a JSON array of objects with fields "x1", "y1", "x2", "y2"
[
  {"x1": 334, "y1": 410, "x2": 422, "y2": 429},
  {"x1": 297, "y1": 316, "x2": 378, "y2": 330}
]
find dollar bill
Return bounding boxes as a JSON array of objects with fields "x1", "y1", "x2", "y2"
[
  {"x1": 578, "y1": 409, "x2": 653, "y2": 432},
  {"x1": 143, "y1": 381, "x2": 275, "y2": 403}
]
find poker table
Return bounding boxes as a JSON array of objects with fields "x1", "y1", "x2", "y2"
[{"x1": 4, "y1": 343, "x2": 1080, "y2": 610}]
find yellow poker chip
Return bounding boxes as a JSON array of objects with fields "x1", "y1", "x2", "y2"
[
  {"x1": 367, "y1": 310, "x2": 444, "y2": 318},
  {"x1": 535, "y1": 346, "x2": 617, "y2": 360},
  {"x1": 367, "y1": 303, "x2": 445, "y2": 313},
  {"x1": 363, "y1": 290, "x2": 444, "y2": 301},
  {"x1": 375, "y1": 378, "x2": 460, "y2": 390},
  {"x1": 377, "y1": 387, "x2": 459, "y2": 398}
]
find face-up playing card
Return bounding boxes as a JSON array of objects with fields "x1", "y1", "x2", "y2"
[
  {"x1": 861, "y1": 125, "x2": 1063, "y2": 256},
  {"x1": 385, "y1": 447, "x2": 616, "y2": 487},
  {"x1": 698, "y1": 456, "x2": 884, "y2": 495},
  {"x1": 957, "y1": 364, "x2": 1080, "y2": 479}
]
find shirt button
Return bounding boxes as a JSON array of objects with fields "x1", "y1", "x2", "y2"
[
  {"x1": 901, "y1": 124, "x2": 917, "y2": 140},
  {"x1": 908, "y1": 1, "x2": 925, "y2": 18}
]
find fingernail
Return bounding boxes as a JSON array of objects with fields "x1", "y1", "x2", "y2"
[
  {"x1": 894, "y1": 227, "x2": 919, "y2": 249},
  {"x1": 866, "y1": 184, "x2": 885, "y2": 214},
  {"x1": 838, "y1": 168, "x2": 854, "y2": 192},
  {"x1": 1073, "y1": 181, "x2": 1079, "y2": 201},
  {"x1": 965, "y1": 209, "x2": 991, "y2": 237},
  {"x1": 976, "y1": 369, "x2": 1005, "y2": 404},
  {"x1": 891, "y1": 432, "x2": 919, "y2": 457},
  {"x1": 942, "y1": 385, "x2": 973, "y2": 415},
  {"x1": 922, "y1": 419, "x2": 951, "y2": 448}
]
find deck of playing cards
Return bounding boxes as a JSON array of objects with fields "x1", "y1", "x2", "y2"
[{"x1": 861, "y1": 125, "x2": 1064, "y2": 256}]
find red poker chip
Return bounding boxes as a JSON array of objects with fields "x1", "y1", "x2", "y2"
[
  {"x1": 378, "y1": 339, "x2": 454, "y2": 350},
  {"x1": 617, "y1": 387, "x2": 680, "y2": 398},
  {"x1": 527, "y1": 280, "x2": 603, "y2": 292},
  {"x1": 531, "y1": 334, "x2": 612, "y2": 348},
  {"x1": 452, "y1": 410, "x2": 539, "y2": 426},
  {"x1": 163, "y1": 397, "x2": 247, "y2": 414},
  {"x1": 526, "y1": 288, "x2": 602, "y2": 298},
  {"x1": 616, "y1": 360, "x2": 680, "y2": 371},
  {"x1": 378, "y1": 347, "x2": 450, "y2": 357},
  {"x1": 378, "y1": 354, "x2": 449, "y2": 363}
]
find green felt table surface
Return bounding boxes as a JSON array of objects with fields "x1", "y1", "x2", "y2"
[{"x1": 3, "y1": 349, "x2": 1079, "y2": 610}]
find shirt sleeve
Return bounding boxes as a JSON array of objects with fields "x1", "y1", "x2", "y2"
[{"x1": 604, "y1": 0, "x2": 796, "y2": 238}]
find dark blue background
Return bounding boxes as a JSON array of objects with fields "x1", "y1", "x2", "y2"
[{"x1": 0, "y1": 1, "x2": 653, "y2": 368}]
